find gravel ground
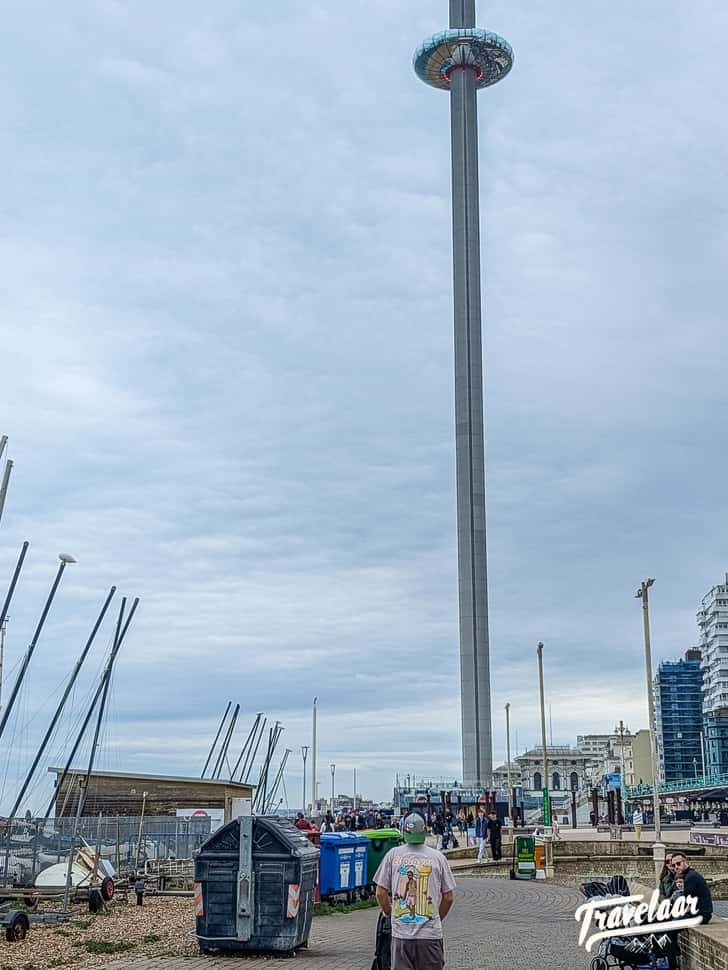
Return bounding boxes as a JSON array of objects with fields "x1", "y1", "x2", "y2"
[{"x1": 0, "y1": 896, "x2": 197, "y2": 969}]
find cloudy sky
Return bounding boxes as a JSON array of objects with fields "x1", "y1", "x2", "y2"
[{"x1": 1, "y1": 0, "x2": 726, "y2": 811}]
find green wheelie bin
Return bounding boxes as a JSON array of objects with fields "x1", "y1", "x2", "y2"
[{"x1": 360, "y1": 828, "x2": 403, "y2": 895}]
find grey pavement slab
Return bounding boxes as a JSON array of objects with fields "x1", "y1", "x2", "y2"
[{"x1": 96, "y1": 877, "x2": 587, "y2": 970}]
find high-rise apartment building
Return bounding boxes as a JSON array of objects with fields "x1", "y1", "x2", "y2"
[
  {"x1": 654, "y1": 650, "x2": 703, "y2": 783},
  {"x1": 698, "y1": 575, "x2": 728, "y2": 774}
]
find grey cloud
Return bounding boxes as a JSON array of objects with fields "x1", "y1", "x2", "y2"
[{"x1": 0, "y1": 0, "x2": 726, "y2": 810}]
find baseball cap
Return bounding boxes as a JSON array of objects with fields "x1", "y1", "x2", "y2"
[{"x1": 402, "y1": 813, "x2": 426, "y2": 844}]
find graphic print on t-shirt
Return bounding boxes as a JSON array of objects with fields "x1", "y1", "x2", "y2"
[{"x1": 392, "y1": 864, "x2": 434, "y2": 924}]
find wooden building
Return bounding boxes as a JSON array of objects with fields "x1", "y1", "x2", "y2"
[{"x1": 48, "y1": 768, "x2": 254, "y2": 821}]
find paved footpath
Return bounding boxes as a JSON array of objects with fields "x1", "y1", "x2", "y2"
[{"x1": 95, "y1": 877, "x2": 587, "y2": 970}]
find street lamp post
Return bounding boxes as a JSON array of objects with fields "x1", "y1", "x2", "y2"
[
  {"x1": 617, "y1": 720, "x2": 627, "y2": 787},
  {"x1": 693, "y1": 757, "x2": 698, "y2": 781},
  {"x1": 301, "y1": 746, "x2": 309, "y2": 814},
  {"x1": 636, "y1": 578, "x2": 664, "y2": 883},
  {"x1": 536, "y1": 642, "x2": 550, "y2": 826},
  {"x1": 330, "y1": 764, "x2": 336, "y2": 809},
  {"x1": 505, "y1": 703, "x2": 512, "y2": 823},
  {"x1": 311, "y1": 697, "x2": 318, "y2": 814},
  {"x1": 537, "y1": 642, "x2": 553, "y2": 878}
]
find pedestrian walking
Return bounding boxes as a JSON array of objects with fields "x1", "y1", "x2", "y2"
[
  {"x1": 431, "y1": 812, "x2": 445, "y2": 850},
  {"x1": 632, "y1": 807, "x2": 643, "y2": 841},
  {"x1": 134, "y1": 873, "x2": 145, "y2": 907},
  {"x1": 475, "y1": 808, "x2": 489, "y2": 863},
  {"x1": 320, "y1": 812, "x2": 336, "y2": 833},
  {"x1": 374, "y1": 813, "x2": 456, "y2": 970},
  {"x1": 487, "y1": 810, "x2": 502, "y2": 861}
]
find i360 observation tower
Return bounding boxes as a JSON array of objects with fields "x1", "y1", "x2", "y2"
[{"x1": 414, "y1": 2, "x2": 513, "y2": 787}]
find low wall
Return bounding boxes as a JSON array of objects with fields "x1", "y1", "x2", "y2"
[
  {"x1": 554, "y1": 839, "x2": 727, "y2": 860},
  {"x1": 629, "y1": 879, "x2": 728, "y2": 970},
  {"x1": 446, "y1": 844, "x2": 728, "y2": 898},
  {"x1": 679, "y1": 922, "x2": 728, "y2": 970}
]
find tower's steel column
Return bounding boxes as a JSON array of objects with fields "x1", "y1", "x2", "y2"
[
  {"x1": 450, "y1": 0, "x2": 489, "y2": 787},
  {"x1": 414, "y1": 7, "x2": 513, "y2": 788}
]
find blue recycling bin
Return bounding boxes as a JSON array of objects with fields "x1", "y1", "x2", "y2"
[
  {"x1": 319, "y1": 832, "x2": 368, "y2": 896},
  {"x1": 353, "y1": 837, "x2": 368, "y2": 888}
]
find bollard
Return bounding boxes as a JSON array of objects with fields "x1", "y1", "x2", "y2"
[{"x1": 543, "y1": 830, "x2": 554, "y2": 879}]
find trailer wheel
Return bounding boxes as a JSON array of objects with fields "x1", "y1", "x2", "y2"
[
  {"x1": 23, "y1": 895, "x2": 38, "y2": 909},
  {"x1": 100, "y1": 877, "x2": 115, "y2": 901},
  {"x1": 590, "y1": 958, "x2": 608, "y2": 970},
  {"x1": 5, "y1": 911, "x2": 30, "y2": 943},
  {"x1": 89, "y1": 889, "x2": 104, "y2": 913}
]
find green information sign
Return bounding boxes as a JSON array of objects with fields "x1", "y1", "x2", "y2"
[
  {"x1": 542, "y1": 787, "x2": 551, "y2": 826},
  {"x1": 514, "y1": 836, "x2": 536, "y2": 880}
]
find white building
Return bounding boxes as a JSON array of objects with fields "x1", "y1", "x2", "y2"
[
  {"x1": 576, "y1": 731, "x2": 636, "y2": 787},
  {"x1": 516, "y1": 746, "x2": 592, "y2": 792},
  {"x1": 697, "y1": 575, "x2": 728, "y2": 774}
]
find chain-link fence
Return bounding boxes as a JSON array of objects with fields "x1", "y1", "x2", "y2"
[{"x1": 0, "y1": 815, "x2": 213, "y2": 885}]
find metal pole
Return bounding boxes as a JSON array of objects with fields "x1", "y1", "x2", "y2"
[
  {"x1": 92, "y1": 812, "x2": 103, "y2": 886},
  {"x1": 0, "y1": 555, "x2": 72, "y2": 744},
  {"x1": 2, "y1": 588, "x2": 116, "y2": 885},
  {"x1": 43, "y1": 597, "x2": 139, "y2": 823},
  {"x1": 0, "y1": 542, "x2": 29, "y2": 634},
  {"x1": 0, "y1": 459, "x2": 13, "y2": 526},
  {"x1": 312, "y1": 697, "x2": 317, "y2": 814},
  {"x1": 213, "y1": 703, "x2": 239, "y2": 779},
  {"x1": 62, "y1": 778, "x2": 85, "y2": 911},
  {"x1": 243, "y1": 716, "x2": 267, "y2": 784},
  {"x1": 201, "y1": 702, "x2": 232, "y2": 778},
  {"x1": 619, "y1": 720, "x2": 627, "y2": 788},
  {"x1": 700, "y1": 730, "x2": 706, "y2": 778},
  {"x1": 301, "y1": 746, "x2": 309, "y2": 813},
  {"x1": 353, "y1": 767, "x2": 357, "y2": 811},
  {"x1": 537, "y1": 642, "x2": 549, "y2": 824},
  {"x1": 637, "y1": 578, "x2": 664, "y2": 882},
  {"x1": 135, "y1": 792, "x2": 147, "y2": 870},
  {"x1": 0, "y1": 619, "x2": 6, "y2": 714},
  {"x1": 330, "y1": 764, "x2": 336, "y2": 808},
  {"x1": 265, "y1": 749, "x2": 291, "y2": 814},
  {"x1": 0, "y1": 543, "x2": 25, "y2": 724},
  {"x1": 5, "y1": 587, "x2": 116, "y2": 823},
  {"x1": 231, "y1": 713, "x2": 262, "y2": 781},
  {"x1": 505, "y1": 703, "x2": 512, "y2": 821}
]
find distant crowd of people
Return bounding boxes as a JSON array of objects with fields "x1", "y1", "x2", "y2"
[
  {"x1": 295, "y1": 808, "x2": 391, "y2": 833},
  {"x1": 293, "y1": 805, "x2": 511, "y2": 860}
]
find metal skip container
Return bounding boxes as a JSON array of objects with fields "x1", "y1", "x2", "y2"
[{"x1": 194, "y1": 816, "x2": 319, "y2": 954}]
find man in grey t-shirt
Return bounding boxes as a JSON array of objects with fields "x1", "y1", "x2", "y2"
[{"x1": 374, "y1": 813, "x2": 456, "y2": 970}]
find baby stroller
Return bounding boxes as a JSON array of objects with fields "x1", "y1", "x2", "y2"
[{"x1": 579, "y1": 876, "x2": 677, "y2": 970}]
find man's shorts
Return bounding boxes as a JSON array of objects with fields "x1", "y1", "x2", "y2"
[{"x1": 392, "y1": 937, "x2": 445, "y2": 970}]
